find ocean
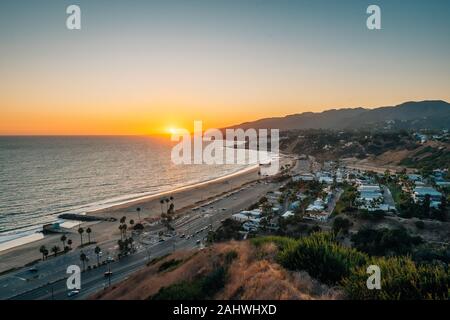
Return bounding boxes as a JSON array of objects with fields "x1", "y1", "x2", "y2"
[{"x1": 0, "y1": 136, "x2": 252, "y2": 245}]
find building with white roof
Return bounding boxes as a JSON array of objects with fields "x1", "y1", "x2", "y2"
[{"x1": 413, "y1": 186, "x2": 442, "y2": 208}]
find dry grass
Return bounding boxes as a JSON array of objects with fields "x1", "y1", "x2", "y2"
[{"x1": 91, "y1": 240, "x2": 344, "y2": 300}]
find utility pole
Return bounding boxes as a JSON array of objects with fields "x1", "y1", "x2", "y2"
[{"x1": 108, "y1": 262, "x2": 111, "y2": 287}]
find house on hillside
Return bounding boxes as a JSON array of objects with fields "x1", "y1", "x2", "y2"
[{"x1": 413, "y1": 186, "x2": 442, "y2": 208}]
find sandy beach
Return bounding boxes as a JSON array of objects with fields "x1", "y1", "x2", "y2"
[{"x1": 0, "y1": 161, "x2": 284, "y2": 273}]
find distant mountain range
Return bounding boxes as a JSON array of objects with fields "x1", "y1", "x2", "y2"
[{"x1": 230, "y1": 100, "x2": 450, "y2": 131}]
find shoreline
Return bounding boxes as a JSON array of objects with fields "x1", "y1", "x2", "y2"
[
  {"x1": 0, "y1": 163, "x2": 266, "y2": 273},
  {"x1": 0, "y1": 164, "x2": 258, "y2": 250},
  {"x1": 86, "y1": 164, "x2": 260, "y2": 216}
]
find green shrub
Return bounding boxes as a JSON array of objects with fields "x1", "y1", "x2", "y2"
[
  {"x1": 151, "y1": 267, "x2": 226, "y2": 300},
  {"x1": 251, "y1": 235, "x2": 297, "y2": 250},
  {"x1": 207, "y1": 219, "x2": 242, "y2": 243},
  {"x1": 332, "y1": 217, "x2": 352, "y2": 234},
  {"x1": 415, "y1": 220, "x2": 425, "y2": 229},
  {"x1": 224, "y1": 250, "x2": 238, "y2": 265},
  {"x1": 342, "y1": 256, "x2": 450, "y2": 300},
  {"x1": 351, "y1": 228, "x2": 423, "y2": 256},
  {"x1": 158, "y1": 259, "x2": 183, "y2": 273},
  {"x1": 276, "y1": 232, "x2": 367, "y2": 285}
]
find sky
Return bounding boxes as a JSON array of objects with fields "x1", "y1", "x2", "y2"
[{"x1": 0, "y1": 0, "x2": 449, "y2": 135}]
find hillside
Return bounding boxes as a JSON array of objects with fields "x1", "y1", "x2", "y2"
[
  {"x1": 91, "y1": 232, "x2": 450, "y2": 300},
  {"x1": 91, "y1": 240, "x2": 342, "y2": 300},
  {"x1": 230, "y1": 100, "x2": 450, "y2": 131}
]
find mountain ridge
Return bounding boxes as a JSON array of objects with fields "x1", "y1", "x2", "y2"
[{"x1": 229, "y1": 100, "x2": 450, "y2": 131}]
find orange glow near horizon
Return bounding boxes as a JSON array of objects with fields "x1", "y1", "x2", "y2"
[
  {"x1": 2, "y1": 1, "x2": 450, "y2": 136},
  {"x1": 1, "y1": 96, "x2": 450, "y2": 136}
]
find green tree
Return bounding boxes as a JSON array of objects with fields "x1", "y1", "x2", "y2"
[
  {"x1": 351, "y1": 228, "x2": 422, "y2": 256},
  {"x1": 78, "y1": 227, "x2": 84, "y2": 246},
  {"x1": 60, "y1": 234, "x2": 67, "y2": 248},
  {"x1": 159, "y1": 199, "x2": 165, "y2": 214},
  {"x1": 343, "y1": 256, "x2": 449, "y2": 300},
  {"x1": 39, "y1": 245, "x2": 47, "y2": 260},
  {"x1": 276, "y1": 232, "x2": 367, "y2": 285},
  {"x1": 136, "y1": 207, "x2": 141, "y2": 222},
  {"x1": 51, "y1": 245, "x2": 60, "y2": 257},
  {"x1": 94, "y1": 246, "x2": 101, "y2": 265},
  {"x1": 80, "y1": 252, "x2": 87, "y2": 271},
  {"x1": 332, "y1": 217, "x2": 352, "y2": 235},
  {"x1": 422, "y1": 194, "x2": 431, "y2": 218},
  {"x1": 86, "y1": 227, "x2": 92, "y2": 244}
]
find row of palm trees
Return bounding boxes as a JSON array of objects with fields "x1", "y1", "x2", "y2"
[
  {"x1": 38, "y1": 234, "x2": 75, "y2": 261},
  {"x1": 119, "y1": 216, "x2": 135, "y2": 240},
  {"x1": 79, "y1": 245, "x2": 102, "y2": 271},
  {"x1": 160, "y1": 196, "x2": 175, "y2": 214},
  {"x1": 117, "y1": 216, "x2": 136, "y2": 257},
  {"x1": 160, "y1": 196, "x2": 176, "y2": 231},
  {"x1": 38, "y1": 224, "x2": 96, "y2": 261},
  {"x1": 77, "y1": 226, "x2": 93, "y2": 247}
]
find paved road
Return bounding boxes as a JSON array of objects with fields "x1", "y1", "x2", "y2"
[
  {"x1": 382, "y1": 185, "x2": 396, "y2": 209},
  {"x1": 2, "y1": 181, "x2": 276, "y2": 300},
  {"x1": 326, "y1": 188, "x2": 343, "y2": 216}
]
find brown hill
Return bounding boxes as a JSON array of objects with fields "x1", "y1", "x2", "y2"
[{"x1": 91, "y1": 241, "x2": 343, "y2": 300}]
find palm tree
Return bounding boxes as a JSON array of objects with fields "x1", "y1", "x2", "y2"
[
  {"x1": 136, "y1": 207, "x2": 141, "y2": 221},
  {"x1": 39, "y1": 245, "x2": 47, "y2": 260},
  {"x1": 94, "y1": 246, "x2": 101, "y2": 265},
  {"x1": 122, "y1": 224, "x2": 128, "y2": 238},
  {"x1": 67, "y1": 239, "x2": 73, "y2": 249},
  {"x1": 120, "y1": 216, "x2": 126, "y2": 224},
  {"x1": 60, "y1": 234, "x2": 67, "y2": 248},
  {"x1": 86, "y1": 227, "x2": 92, "y2": 244},
  {"x1": 159, "y1": 199, "x2": 164, "y2": 214},
  {"x1": 78, "y1": 227, "x2": 84, "y2": 246},
  {"x1": 80, "y1": 252, "x2": 87, "y2": 271},
  {"x1": 51, "y1": 245, "x2": 60, "y2": 257},
  {"x1": 118, "y1": 225, "x2": 124, "y2": 241},
  {"x1": 127, "y1": 237, "x2": 134, "y2": 251},
  {"x1": 43, "y1": 249, "x2": 49, "y2": 260},
  {"x1": 117, "y1": 239, "x2": 124, "y2": 251},
  {"x1": 165, "y1": 198, "x2": 170, "y2": 211}
]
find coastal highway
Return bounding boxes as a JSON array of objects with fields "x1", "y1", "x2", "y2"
[
  {"x1": 11, "y1": 235, "x2": 201, "y2": 300},
  {"x1": 3, "y1": 180, "x2": 276, "y2": 300}
]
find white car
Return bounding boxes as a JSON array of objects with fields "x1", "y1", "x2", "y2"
[{"x1": 67, "y1": 290, "x2": 80, "y2": 297}]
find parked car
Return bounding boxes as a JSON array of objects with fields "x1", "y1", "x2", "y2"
[{"x1": 67, "y1": 290, "x2": 80, "y2": 297}]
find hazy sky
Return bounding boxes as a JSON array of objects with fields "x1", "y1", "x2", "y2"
[{"x1": 1, "y1": 0, "x2": 449, "y2": 135}]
